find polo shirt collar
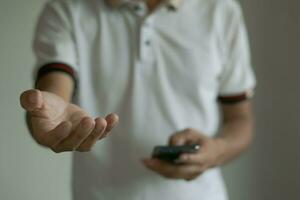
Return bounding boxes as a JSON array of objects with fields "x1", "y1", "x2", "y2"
[{"x1": 107, "y1": 0, "x2": 182, "y2": 11}]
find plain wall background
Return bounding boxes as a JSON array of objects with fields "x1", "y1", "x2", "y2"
[
  {"x1": 0, "y1": 0, "x2": 299, "y2": 200},
  {"x1": 0, "y1": 0, "x2": 72, "y2": 200},
  {"x1": 223, "y1": 1, "x2": 300, "y2": 200}
]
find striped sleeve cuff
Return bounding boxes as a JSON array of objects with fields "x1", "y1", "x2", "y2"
[
  {"x1": 218, "y1": 90, "x2": 254, "y2": 104},
  {"x1": 35, "y1": 63, "x2": 78, "y2": 91}
]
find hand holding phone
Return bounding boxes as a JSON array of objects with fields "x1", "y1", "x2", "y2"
[{"x1": 152, "y1": 144, "x2": 200, "y2": 163}]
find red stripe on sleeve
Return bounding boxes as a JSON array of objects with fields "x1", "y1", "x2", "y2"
[
  {"x1": 218, "y1": 92, "x2": 252, "y2": 104},
  {"x1": 35, "y1": 62, "x2": 78, "y2": 90}
]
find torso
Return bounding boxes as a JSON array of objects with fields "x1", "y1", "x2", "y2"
[{"x1": 49, "y1": 0, "x2": 243, "y2": 199}]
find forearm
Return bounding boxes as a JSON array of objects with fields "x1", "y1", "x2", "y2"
[
  {"x1": 36, "y1": 72, "x2": 74, "y2": 102},
  {"x1": 214, "y1": 102, "x2": 254, "y2": 166}
]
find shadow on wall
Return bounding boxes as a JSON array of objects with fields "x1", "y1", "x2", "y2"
[{"x1": 223, "y1": 1, "x2": 300, "y2": 200}]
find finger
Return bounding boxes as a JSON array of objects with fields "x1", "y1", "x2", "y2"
[
  {"x1": 168, "y1": 130, "x2": 187, "y2": 146},
  {"x1": 55, "y1": 117, "x2": 95, "y2": 152},
  {"x1": 20, "y1": 89, "x2": 43, "y2": 112},
  {"x1": 142, "y1": 159, "x2": 201, "y2": 180},
  {"x1": 176, "y1": 153, "x2": 205, "y2": 165},
  {"x1": 103, "y1": 113, "x2": 119, "y2": 135},
  {"x1": 143, "y1": 159, "x2": 176, "y2": 178},
  {"x1": 169, "y1": 128, "x2": 200, "y2": 146},
  {"x1": 40, "y1": 121, "x2": 72, "y2": 150},
  {"x1": 77, "y1": 117, "x2": 107, "y2": 151}
]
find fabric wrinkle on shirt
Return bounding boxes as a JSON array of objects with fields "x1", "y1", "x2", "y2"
[{"x1": 33, "y1": 0, "x2": 256, "y2": 199}]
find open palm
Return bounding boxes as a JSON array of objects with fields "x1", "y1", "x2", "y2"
[{"x1": 20, "y1": 90, "x2": 119, "y2": 153}]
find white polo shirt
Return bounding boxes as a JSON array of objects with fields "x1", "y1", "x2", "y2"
[{"x1": 33, "y1": 0, "x2": 256, "y2": 199}]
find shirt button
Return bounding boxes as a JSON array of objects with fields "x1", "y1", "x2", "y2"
[
  {"x1": 145, "y1": 40, "x2": 151, "y2": 46},
  {"x1": 133, "y1": 5, "x2": 141, "y2": 12}
]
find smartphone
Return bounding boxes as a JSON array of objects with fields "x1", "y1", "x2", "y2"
[{"x1": 152, "y1": 144, "x2": 200, "y2": 163}]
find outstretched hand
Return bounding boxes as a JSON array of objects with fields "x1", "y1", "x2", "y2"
[{"x1": 20, "y1": 89, "x2": 119, "y2": 153}]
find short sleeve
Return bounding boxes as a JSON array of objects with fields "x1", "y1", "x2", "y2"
[
  {"x1": 217, "y1": 1, "x2": 256, "y2": 98},
  {"x1": 33, "y1": 1, "x2": 78, "y2": 77}
]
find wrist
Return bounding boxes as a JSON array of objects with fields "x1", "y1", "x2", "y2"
[
  {"x1": 212, "y1": 137, "x2": 228, "y2": 166},
  {"x1": 36, "y1": 72, "x2": 74, "y2": 102}
]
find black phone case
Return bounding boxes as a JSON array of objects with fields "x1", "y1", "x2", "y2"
[{"x1": 152, "y1": 144, "x2": 200, "y2": 163}]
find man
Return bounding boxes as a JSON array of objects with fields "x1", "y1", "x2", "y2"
[{"x1": 20, "y1": 0, "x2": 256, "y2": 199}]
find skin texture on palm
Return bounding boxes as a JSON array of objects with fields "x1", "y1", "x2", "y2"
[{"x1": 20, "y1": 89, "x2": 119, "y2": 153}]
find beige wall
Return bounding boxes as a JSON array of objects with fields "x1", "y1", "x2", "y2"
[
  {"x1": 223, "y1": 0, "x2": 300, "y2": 199},
  {"x1": 0, "y1": 0, "x2": 299, "y2": 200},
  {"x1": 0, "y1": 1, "x2": 72, "y2": 200}
]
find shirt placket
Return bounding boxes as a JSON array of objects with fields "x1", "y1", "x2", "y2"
[
  {"x1": 131, "y1": 2, "x2": 155, "y2": 63},
  {"x1": 140, "y1": 16, "x2": 155, "y2": 63}
]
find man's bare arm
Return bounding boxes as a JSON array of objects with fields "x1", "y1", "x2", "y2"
[
  {"x1": 36, "y1": 72, "x2": 74, "y2": 102},
  {"x1": 21, "y1": 72, "x2": 119, "y2": 153},
  {"x1": 143, "y1": 100, "x2": 254, "y2": 180},
  {"x1": 214, "y1": 101, "x2": 254, "y2": 165}
]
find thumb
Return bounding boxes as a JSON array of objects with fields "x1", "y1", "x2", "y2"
[
  {"x1": 169, "y1": 129, "x2": 188, "y2": 146},
  {"x1": 20, "y1": 89, "x2": 43, "y2": 112},
  {"x1": 169, "y1": 128, "x2": 205, "y2": 146}
]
